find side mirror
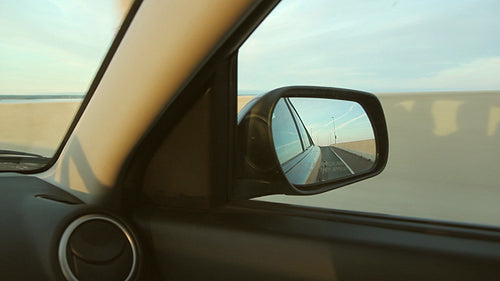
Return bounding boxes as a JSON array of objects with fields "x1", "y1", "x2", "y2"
[{"x1": 234, "y1": 86, "x2": 388, "y2": 199}]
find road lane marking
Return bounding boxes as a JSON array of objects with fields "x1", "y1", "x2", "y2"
[{"x1": 329, "y1": 147, "x2": 355, "y2": 175}]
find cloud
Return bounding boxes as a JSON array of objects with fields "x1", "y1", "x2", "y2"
[
  {"x1": 333, "y1": 104, "x2": 355, "y2": 122},
  {"x1": 336, "y1": 114, "x2": 368, "y2": 131},
  {"x1": 239, "y1": 0, "x2": 500, "y2": 93}
]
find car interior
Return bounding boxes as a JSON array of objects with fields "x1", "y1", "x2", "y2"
[{"x1": 1, "y1": 0, "x2": 499, "y2": 280}]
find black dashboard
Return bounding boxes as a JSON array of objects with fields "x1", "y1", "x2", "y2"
[{"x1": 0, "y1": 176, "x2": 140, "y2": 281}]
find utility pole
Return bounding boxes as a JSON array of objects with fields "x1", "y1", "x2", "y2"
[{"x1": 332, "y1": 117, "x2": 337, "y2": 145}]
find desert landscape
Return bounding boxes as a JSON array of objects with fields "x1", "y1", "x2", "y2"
[
  {"x1": 237, "y1": 95, "x2": 255, "y2": 112},
  {"x1": 333, "y1": 139, "x2": 376, "y2": 162},
  {"x1": 0, "y1": 99, "x2": 81, "y2": 156},
  {"x1": 1, "y1": 91, "x2": 499, "y2": 225}
]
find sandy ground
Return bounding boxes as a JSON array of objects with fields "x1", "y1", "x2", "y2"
[
  {"x1": 0, "y1": 95, "x2": 253, "y2": 156},
  {"x1": 334, "y1": 139, "x2": 375, "y2": 156},
  {"x1": 237, "y1": 95, "x2": 256, "y2": 112},
  {"x1": 2, "y1": 92, "x2": 500, "y2": 226},
  {"x1": 0, "y1": 101, "x2": 81, "y2": 156}
]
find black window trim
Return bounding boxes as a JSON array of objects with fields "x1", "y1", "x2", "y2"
[{"x1": 229, "y1": 199, "x2": 500, "y2": 242}]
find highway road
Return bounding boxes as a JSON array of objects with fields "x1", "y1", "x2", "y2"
[{"x1": 316, "y1": 146, "x2": 373, "y2": 182}]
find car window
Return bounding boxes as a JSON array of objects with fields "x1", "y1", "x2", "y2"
[
  {"x1": 238, "y1": 0, "x2": 500, "y2": 226},
  {"x1": 0, "y1": 0, "x2": 132, "y2": 171},
  {"x1": 272, "y1": 98, "x2": 304, "y2": 164}
]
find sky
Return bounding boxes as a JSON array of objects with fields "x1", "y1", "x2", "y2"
[
  {"x1": 0, "y1": 0, "x2": 128, "y2": 95},
  {"x1": 288, "y1": 97, "x2": 374, "y2": 145},
  {"x1": 238, "y1": 0, "x2": 500, "y2": 94},
  {"x1": 1, "y1": 0, "x2": 498, "y2": 96}
]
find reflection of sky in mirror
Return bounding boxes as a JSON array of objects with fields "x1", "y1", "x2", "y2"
[
  {"x1": 239, "y1": 0, "x2": 500, "y2": 94},
  {"x1": 289, "y1": 98, "x2": 374, "y2": 145}
]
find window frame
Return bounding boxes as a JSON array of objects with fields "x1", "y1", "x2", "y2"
[
  {"x1": 118, "y1": 0, "x2": 500, "y2": 233},
  {"x1": 116, "y1": 1, "x2": 500, "y2": 278}
]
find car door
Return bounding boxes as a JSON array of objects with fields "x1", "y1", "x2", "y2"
[
  {"x1": 1, "y1": 0, "x2": 499, "y2": 280},
  {"x1": 121, "y1": 1, "x2": 500, "y2": 280}
]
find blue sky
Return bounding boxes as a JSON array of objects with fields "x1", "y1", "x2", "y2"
[
  {"x1": 0, "y1": 0, "x2": 127, "y2": 95},
  {"x1": 1, "y1": 1, "x2": 498, "y2": 96},
  {"x1": 239, "y1": 0, "x2": 500, "y2": 94}
]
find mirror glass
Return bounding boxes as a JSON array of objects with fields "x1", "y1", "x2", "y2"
[{"x1": 272, "y1": 97, "x2": 376, "y2": 185}]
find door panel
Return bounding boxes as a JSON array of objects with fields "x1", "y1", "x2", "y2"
[{"x1": 134, "y1": 202, "x2": 500, "y2": 281}]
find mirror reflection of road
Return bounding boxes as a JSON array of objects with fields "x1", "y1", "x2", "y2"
[{"x1": 317, "y1": 146, "x2": 373, "y2": 182}]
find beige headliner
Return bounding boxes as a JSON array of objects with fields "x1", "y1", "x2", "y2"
[{"x1": 39, "y1": 0, "x2": 256, "y2": 203}]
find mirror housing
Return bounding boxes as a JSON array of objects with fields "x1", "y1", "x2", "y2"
[{"x1": 234, "y1": 86, "x2": 388, "y2": 199}]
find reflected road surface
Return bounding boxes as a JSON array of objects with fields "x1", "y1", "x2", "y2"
[{"x1": 317, "y1": 146, "x2": 373, "y2": 182}]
